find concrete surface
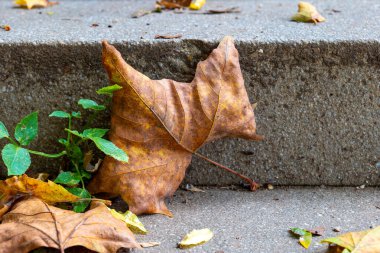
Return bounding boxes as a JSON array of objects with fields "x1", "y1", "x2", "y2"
[
  {"x1": 126, "y1": 187, "x2": 379, "y2": 253},
  {"x1": 1, "y1": 0, "x2": 380, "y2": 43},
  {"x1": 0, "y1": 0, "x2": 379, "y2": 185}
]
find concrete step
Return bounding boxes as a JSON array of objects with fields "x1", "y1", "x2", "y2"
[
  {"x1": 125, "y1": 187, "x2": 379, "y2": 253},
  {"x1": 0, "y1": 0, "x2": 379, "y2": 185}
]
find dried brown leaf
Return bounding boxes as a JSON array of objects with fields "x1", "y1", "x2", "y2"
[
  {"x1": 0, "y1": 197, "x2": 139, "y2": 252},
  {"x1": 88, "y1": 36, "x2": 262, "y2": 216},
  {"x1": 1, "y1": 25, "x2": 11, "y2": 31},
  {"x1": 155, "y1": 34, "x2": 183, "y2": 39},
  {"x1": 157, "y1": 0, "x2": 191, "y2": 9},
  {"x1": 204, "y1": 7, "x2": 240, "y2": 14}
]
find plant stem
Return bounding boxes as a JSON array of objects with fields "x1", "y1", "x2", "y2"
[
  {"x1": 82, "y1": 111, "x2": 99, "y2": 130},
  {"x1": 73, "y1": 163, "x2": 85, "y2": 189},
  {"x1": 194, "y1": 152, "x2": 260, "y2": 191},
  {"x1": 27, "y1": 150, "x2": 66, "y2": 158},
  {"x1": 67, "y1": 116, "x2": 72, "y2": 144}
]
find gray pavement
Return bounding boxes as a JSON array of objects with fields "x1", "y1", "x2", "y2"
[
  {"x1": 1, "y1": 0, "x2": 380, "y2": 43},
  {"x1": 0, "y1": 0, "x2": 379, "y2": 186},
  {"x1": 126, "y1": 187, "x2": 380, "y2": 253}
]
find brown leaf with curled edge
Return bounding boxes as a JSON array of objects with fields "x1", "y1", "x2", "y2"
[
  {"x1": 0, "y1": 197, "x2": 140, "y2": 253},
  {"x1": 88, "y1": 36, "x2": 262, "y2": 216}
]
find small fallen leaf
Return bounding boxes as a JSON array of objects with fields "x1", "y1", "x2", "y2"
[
  {"x1": 189, "y1": 0, "x2": 206, "y2": 10},
  {"x1": 91, "y1": 23, "x2": 99, "y2": 27},
  {"x1": 291, "y1": 1, "x2": 325, "y2": 23},
  {"x1": 290, "y1": 227, "x2": 312, "y2": 249},
  {"x1": 185, "y1": 184, "x2": 205, "y2": 192},
  {"x1": 333, "y1": 227, "x2": 342, "y2": 232},
  {"x1": 308, "y1": 226, "x2": 325, "y2": 236},
  {"x1": 157, "y1": 0, "x2": 190, "y2": 9},
  {"x1": 131, "y1": 9, "x2": 152, "y2": 18},
  {"x1": 204, "y1": 7, "x2": 240, "y2": 14},
  {"x1": 179, "y1": 228, "x2": 213, "y2": 249},
  {"x1": 0, "y1": 174, "x2": 79, "y2": 207},
  {"x1": 14, "y1": 0, "x2": 58, "y2": 9},
  {"x1": 140, "y1": 242, "x2": 160, "y2": 248},
  {"x1": 155, "y1": 34, "x2": 183, "y2": 39},
  {"x1": 322, "y1": 226, "x2": 380, "y2": 253},
  {"x1": 1, "y1": 25, "x2": 11, "y2": 31},
  {"x1": 109, "y1": 208, "x2": 147, "y2": 234},
  {"x1": 0, "y1": 197, "x2": 140, "y2": 252}
]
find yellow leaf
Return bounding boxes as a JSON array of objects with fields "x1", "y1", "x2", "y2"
[
  {"x1": 0, "y1": 174, "x2": 79, "y2": 206},
  {"x1": 14, "y1": 0, "x2": 57, "y2": 9},
  {"x1": 109, "y1": 208, "x2": 147, "y2": 234},
  {"x1": 189, "y1": 0, "x2": 206, "y2": 10},
  {"x1": 321, "y1": 226, "x2": 380, "y2": 253},
  {"x1": 291, "y1": 1, "x2": 325, "y2": 23},
  {"x1": 178, "y1": 228, "x2": 214, "y2": 249}
]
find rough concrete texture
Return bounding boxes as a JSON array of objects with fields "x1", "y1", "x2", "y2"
[
  {"x1": 0, "y1": 0, "x2": 379, "y2": 185},
  {"x1": 125, "y1": 187, "x2": 379, "y2": 253}
]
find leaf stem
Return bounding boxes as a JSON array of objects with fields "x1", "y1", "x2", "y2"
[
  {"x1": 6, "y1": 137, "x2": 18, "y2": 146},
  {"x1": 194, "y1": 152, "x2": 260, "y2": 191},
  {"x1": 27, "y1": 150, "x2": 67, "y2": 158}
]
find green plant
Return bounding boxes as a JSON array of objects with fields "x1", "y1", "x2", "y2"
[{"x1": 0, "y1": 84, "x2": 124, "y2": 212}]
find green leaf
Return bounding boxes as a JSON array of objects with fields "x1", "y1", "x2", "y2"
[
  {"x1": 54, "y1": 171, "x2": 81, "y2": 186},
  {"x1": 65, "y1": 129, "x2": 83, "y2": 138},
  {"x1": 78, "y1": 99, "x2": 106, "y2": 111},
  {"x1": 49, "y1": 111, "x2": 71, "y2": 118},
  {"x1": 71, "y1": 111, "x2": 81, "y2": 118},
  {"x1": 81, "y1": 170, "x2": 92, "y2": 179},
  {"x1": 82, "y1": 128, "x2": 109, "y2": 138},
  {"x1": 14, "y1": 112, "x2": 38, "y2": 146},
  {"x1": 68, "y1": 144, "x2": 83, "y2": 163},
  {"x1": 96, "y1": 84, "x2": 122, "y2": 95},
  {"x1": 290, "y1": 228, "x2": 308, "y2": 236},
  {"x1": 0, "y1": 121, "x2": 9, "y2": 139},
  {"x1": 290, "y1": 228, "x2": 312, "y2": 249},
  {"x1": 68, "y1": 187, "x2": 91, "y2": 212},
  {"x1": 1, "y1": 144, "x2": 31, "y2": 175},
  {"x1": 58, "y1": 138, "x2": 68, "y2": 146},
  {"x1": 90, "y1": 137, "x2": 128, "y2": 163}
]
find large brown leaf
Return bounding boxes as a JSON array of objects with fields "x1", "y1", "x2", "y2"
[
  {"x1": 88, "y1": 36, "x2": 261, "y2": 216},
  {"x1": 0, "y1": 197, "x2": 139, "y2": 252}
]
